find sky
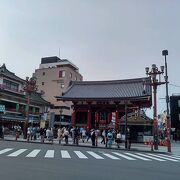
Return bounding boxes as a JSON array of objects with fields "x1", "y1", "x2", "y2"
[{"x1": 0, "y1": 0, "x2": 180, "y2": 117}]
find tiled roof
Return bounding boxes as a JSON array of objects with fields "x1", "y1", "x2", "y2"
[
  {"x1": 0, "y1": 64, "x2": 25, "y2": 82},
  {"x1": 30, "y1": 93, "x2": 50, "y2": 105},
  {"x1": 60, "y1": 77, "x2": 152, "y2": 100}
]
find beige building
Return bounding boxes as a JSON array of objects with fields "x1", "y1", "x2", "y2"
[{"x1": 33, "y1": 56, "x2": 83, "y2": 127}]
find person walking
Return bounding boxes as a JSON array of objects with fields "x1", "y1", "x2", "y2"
[
  {"x1": 63, "y1": 128, "x2": 69, "y2": 145},
  {"x1": 57, "y1": 127, "x2": 63, "y2": 144},
  {"x1": 115, "y1": 130, "x2": 122, "y2": 148},
  {"x1": 27, "y1": 127, "x2": 31, "y2": 142},
  {"x1": 100, "y1": 129, "x2": 105, "y2": 144},
  {"x1": 82, "y1": 128, "x2": 86, "y2": 143},
  {"x1": 91, "y1": 129, "x2": 96, "y2": 146},
  {"x1": 74, "y1": 127, "x2": 80, "y2": 145},
  {"x1": 126, "y1": 127, "x2": 131, "y2": 150},
  {"x1": 86, "y1": 129, "x2": 91, "y2": 142},
  {"x1": 107, "y1": 129, "x2": 113, "y2": 148},
  {"x1": 40, "y1": 128, "x2": 45, "y2": 143}
]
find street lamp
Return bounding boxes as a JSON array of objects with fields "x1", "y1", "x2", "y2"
[
  {"x1": 23, "y1": 77, "x2": 37, "y2": 139},
  {"x1": 145, "y1": 64, "x2": 165, "y2": 150},
  {"x1": 162, "y1": 49, "x2": 171, "y2": 152}
]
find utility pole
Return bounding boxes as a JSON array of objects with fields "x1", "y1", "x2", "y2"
[
  {"x1": 145, "y1": 64, "x2": 165, "y2": 150},
  {"x1": 162, "y1": 49, "x2": 171, "y2": 152},
  {"x1": 23, "y1": 77, "x2": 37, "y2": 139}
]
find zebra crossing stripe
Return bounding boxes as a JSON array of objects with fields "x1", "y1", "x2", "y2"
[
  {"x1": 124, "y1": 153, "x2": 151, "y2": 161},
  {"x1": 157, "y1": 154, "x2": 180, "y2": 160},
  {"x1": 86, "y1": 151, "x2": 104, "y2": 159},
  {"x1": 172, "y1": 155, "x2": 180, "y2": 158},
  {"x1": 61, "y1": 150, "x2": 71, "y2": 159},
  {"x1": 45, "y1": 150, "x2": 54, "y2": 158},
  {"x1": 101, "y1": 153, "x2": 120, "y2": 160},
  {"x1": 74, "y1": 151, "x2": 88, "y2": 159},
  {"x1": 136, "y1": 153, "x2": 166, "y2": 162},
  {"x1": 26, "y1": 150, "x2": 41, "y2": 158},
  {"x1": 0, "y1": 148, "x2": 13, "y2": 155},
  {"x1": 147, "y1": 154, "x2": 179, "y2": 162},
  {"x1": 112, "y1": 152, "x2": 136, "y2": 160},
  {"x1": 7, "y1": 149, "x2": 27, "y2": 157}
]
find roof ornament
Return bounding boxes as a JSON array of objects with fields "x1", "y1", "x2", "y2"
[{"x1": 0, "y1": 63, "x2": 6, "y2": 72}]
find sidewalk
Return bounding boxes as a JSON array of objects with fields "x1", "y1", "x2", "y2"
[{"x1": 2, "y1": 135, "x2": 179, "y2": 154}]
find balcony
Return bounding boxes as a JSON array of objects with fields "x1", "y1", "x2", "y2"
[
  {"x1": 0, "y1": 84, "x2": 24, "y2": 94},
  {"x1": 5, "y1": 108, "x2": 40, "y2": 116}
]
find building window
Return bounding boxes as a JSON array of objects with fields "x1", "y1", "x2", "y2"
[
  {"x1": 178, "y1": 100, "x2": 180, "y2": 108},
  {"x1": 43, "y1": 72, "x2": 45, "y2": 76},
  {"x1": 42, "y1": 82, "x2": 44, "y2": 85},
  {"x1": 3, "y1": 79, "x2": 19, "y2": 92},
  {"x1": 179, "y1": 114, "x2": 180, "y2": 121},
  {"x1": 75, "y1": 76, "x2": 77, "y2": 81},
  {"x1": 61, "y1": 84, "x2": 65, "y2": 88},
  {"x1": 70, "y1": 72, "x2": 72, "y2": 78},
  {"x1": 59, "y1": 70, "x2": 65, "y2": 78}
]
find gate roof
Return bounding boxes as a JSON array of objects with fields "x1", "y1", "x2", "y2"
[{"x1": 58, "y1": 77, "x2": 152, "y2": 103}]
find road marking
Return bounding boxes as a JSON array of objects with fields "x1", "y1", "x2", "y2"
[
  {"x1": 172, "y1": 155, "x2": 180, "y2": 158},
  {"x1": 86, "y1": 151, "x2": 104, "y2": 159},
  {"x1": 45, "y1": 150, "x2": 54, "y2": 158},
  {"x1": 124, "y1": 153, "x2": 151, "y2": 161},
  {"x1": 101, "y1": 153, "x2": 120, "y2": 160},
  {"x1": 7, "y1": 149, "x2": 27, "y2": 157},
  {"x1": 136, "y1": 153, "x2": 166, "y2": 162},
  {"x1": 147, "y1": 154, "x2": 179, "y2": 162},
  {"x1": 74, "y1": 151, "x2": 88, "y2": 159},
  {"x1": 0, "y1": 148, "x2": 13, "y2": 155},
  {"x1": 26, "y1": 150, "x2": 41, "y2": 158},
  {"x1": 157, "y1": 154, "x2": 180, "y2": 160},
  {"x1": 61, "y1": 150, "x2": 71, "y2": 159},
  {"x1": 112, "y1": 152, "x2": 136, "y2": 160}
]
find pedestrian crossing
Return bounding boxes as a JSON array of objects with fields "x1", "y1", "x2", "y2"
[{"x1": 0, "y1": 148, "x2": 179, "y2": 163}]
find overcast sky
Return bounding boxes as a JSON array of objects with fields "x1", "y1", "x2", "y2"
[{"x1": 0, "y1": 0, "x2": 180, "y2": 117}]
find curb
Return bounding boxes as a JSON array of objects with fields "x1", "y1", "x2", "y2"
[{"x1": 2, "y1": 138, "x2": 170, "y2": 154}]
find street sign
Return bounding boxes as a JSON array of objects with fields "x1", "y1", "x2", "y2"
[{"x1": 0, "y1": 105, "x2": 5, "y2": 113}]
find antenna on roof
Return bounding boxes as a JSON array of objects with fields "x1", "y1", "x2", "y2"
[{"x1": 58, "y1": 48, "x2": 61, "y2": 59}]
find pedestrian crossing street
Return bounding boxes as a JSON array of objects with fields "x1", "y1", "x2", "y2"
[{"x1": 0, "y1": 148, "x2": 180, "y2": 163}]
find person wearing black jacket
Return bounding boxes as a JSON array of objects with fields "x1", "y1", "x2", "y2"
[{"x1": 126, "y1": 127, "x2": 131, "y2": 149}]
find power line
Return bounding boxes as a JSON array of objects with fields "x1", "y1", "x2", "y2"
[{"x1": 169, "y1": 83, "x2": 180, "y2": 88}]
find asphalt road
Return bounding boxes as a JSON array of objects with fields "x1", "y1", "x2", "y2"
[{"x1": 0, "y1": 141, "x2": 179, "y2": 180}]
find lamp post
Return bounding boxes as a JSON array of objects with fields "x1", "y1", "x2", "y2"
[
  {"x1": 23, "y1": 77, "x2": 37, "y2": 139},
  {"x1": 145, "y1": 64, "x2": 165, "y2": 150},
  {"x1": 125, "y1": 101, "x2": 128, "y2": 149},
  {"x1": 162, "y1": 49, "x2": 171, "y2": 152}
]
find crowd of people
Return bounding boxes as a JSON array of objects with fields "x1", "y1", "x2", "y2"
[
  {"x1": 1, "y1": 125, "x2": 131, "y2": 149},
  {"x1": 55, "y1": 126, "x2": 127, "y2": 148},
  {"x1": 24, "y1": 126, "x2": 126, "y2": 148}
]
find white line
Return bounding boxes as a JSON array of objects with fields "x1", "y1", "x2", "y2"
[
  {"x1": 45, "y1": 150, "x2": 54, "y2": 158},
  {"x1": 7, "y1": 149, "x2": 27, "y2": 157},
  {"x1": 61, "y1": 150, "x2": 71, "y2": 159},
  {"x1": 74, "y1": 151, "x2": 88, "y2": 159},
  {"x1": 112, "y1": 152, "x2": 136, "y2": 160},
  {"x1": 101, "y1": 153, "x2": 120, "y2": 160},
  {"x1": 136, "y1": 153, "x2": 166, "y2": 162},
  {"x1": 147, "y1": 153, "x2": 179, "y2": 162},
  {"x1": 157, "y1": 154, "x2": 180, "y2": 160},
  {"x1": 173, "y1": 154, "x2": 180, "y2": 157},
  {"x1": 0, "y1": 148, "x2": 13, "y2": 155},
  {"x1": 26, "y1": 150, "x2": 41, "y2": 158},
  {"x1": 125, "y1": 153, "x2": 151, "y2": 161},
  {"x1": 172, "y1": 155, "x2": 180, "y2": 158},
  {"x1": 86, "y1": 151, "x2": 104, "y2": 159}
]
